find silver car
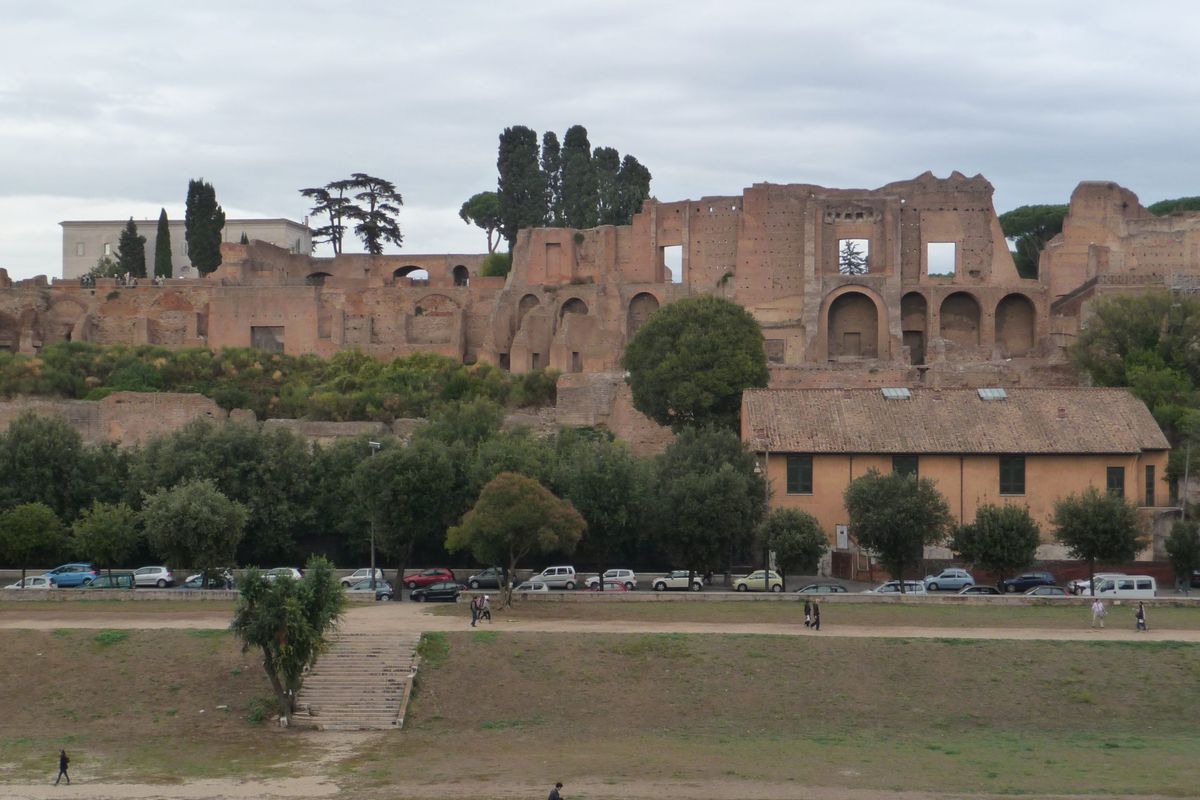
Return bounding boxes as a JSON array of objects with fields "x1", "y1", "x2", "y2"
[{"x1": 133, "y1": 566, "x2": 175, "y2": 588}]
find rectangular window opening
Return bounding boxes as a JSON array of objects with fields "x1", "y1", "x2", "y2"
[
  {"x1": 75, "y1": 242, "x2": 85, "y2": 257},
  {"x1": 1145, "y1": 464, "x2": 1156, "y2": 507},
  {"x1": 498, "y1": 352, "x2": 510, "y2": 371},
  {"x1": 103, "y1": 242, "x2": 112, "y2": 256},
  {"x1": 838, "y1": 238, "x2": 870, "y2": 275},
  {"x1": 531, "y1": 352, "x2": 542, "y2": 371},
  {"x1": 927, "y1": 242, "x2": 957, "y2": 276},
  {"x1": 893, "y1": 455, "x2": 918, "y2": 478},
  {"x1": 999, "y1": 455, "x2": 1025, "y2": 495},
  {"x1": 765, "y1": 339, "x2": 785, "y2": 364},
  {"x1": 570, "y1": 351, "x2": 582, "y2": 373},
  {"x1": 786, "y1": 455, "x2": 813, "y2": 495},
  {"x1": 661, "y1": 244, "x2": 683, "y2": 284},
  {"x1": 1107, "y1": 466, "x2": 1125, "y2": 498}
]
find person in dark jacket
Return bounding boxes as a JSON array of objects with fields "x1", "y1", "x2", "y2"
[
  {"x1": 811, "y1": 600, "x2": 821, "y2": 631},
  {"x1": 54, "y1": 749, "x2": 70, "y2": 785},
  {"x1": 548, "y1": 781, "x2": 564, "y2": 800},
  {"x1": 803, "y1": 599, "x2": 813, "y2": 627}
]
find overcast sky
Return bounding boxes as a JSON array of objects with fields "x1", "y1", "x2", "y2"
[{"x1": 2, "y1": 0, "x2": 1198, "y2": 279}]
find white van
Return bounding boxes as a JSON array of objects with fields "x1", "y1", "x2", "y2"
[{"x1": 1093, "y1": 575, "x2": 1157, "y2": 599}]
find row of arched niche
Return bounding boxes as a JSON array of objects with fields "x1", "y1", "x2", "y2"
[
  {"x1": 828, "y1": 289, "x2": 1037, "y2": 363},
  {"x1": 513, "y1": 291, "x2": 663, "y2": 337}
]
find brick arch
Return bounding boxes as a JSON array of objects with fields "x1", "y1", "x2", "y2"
[
  {"x1": 452, "y1": 264, "x2": 470, "y2": 287},
  {"x1": 995, "y1": 292, "x2": 1036, "y2": 356},
  {"x1": 627, "y1": 292, "x2": 661, "y2": 338},
  {"x1": 414, "y1": 293, "x2": 459, "y2": 316},
  {"x1": 820, "y1": 285, "x2": 888, "y2": 360},
  {"x1": 559, "y1": 297, "x2": 589, "y2": 318},
  {"x1": 939, "y1": 291, "x2": 981, "y2": 348},
  {"x1": 47, "y1": 297, "x2": 88, "y2": 343},
  {"x1": 517, "y1": 293, "x2": 540, "y2": 328},
  {"x1": 392, "y1": 265, "x2": 430, "y2": 284}
]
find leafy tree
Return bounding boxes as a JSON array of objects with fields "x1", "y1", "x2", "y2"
[
  {"x1": 141, "y1": 478, "x2": 247, "y2": 580},
  {"x1": 88, "y1": 254, "x2": 122, "y2": 278},
  {"x1": 1166, "y1": 518, "x2": 1200, "y2": 591},
  {"x1": 459, "y1": 191, "x2": 503, "y2": 253},
  {"x1": 185, "y1": 178, "x2": 226, "y2": 275},
  {"x1": 838, "y1": 239, "x2": 867, "y2": 275},
  {"x1": 71, "y1": 501, "x2": 140, "y2": 581},
  {"x1": 950, "y1": 504, "x2": 1040, "y2": 585},
  {"x1": 446, "y1": 472, "x2": 585, "y2": 605},
  {"x1": 153, "y1": 208, "x2": 173, "y2": 278},
  {"x1": 998, "y1": 204, "x2": 1067, "y2": 279},
  {"x1": 116, "y1": 218, "x2": 146, "y2": 278},
  {"x1": 654, "y1": 427, "x2": 765, "y2": 584},
  {"x1": 622, "y1": 294, "x2": 769, "y2": 431},
  {"x1": 416, "y1": 398, "x2": 505, "y2": 450},
  {"x1": 1148, "y1": 196, "x2": 1200, "y2": 216},
  {"x1": 843, "y1": 470, "x2": 953, "y2": 591},
  {"x1": 756, "y1": 508, "x2": 827, "y2": 590},
  {"x1": 351, "y1": 439, "x2": 457, "y2": 596},
  {"x1": 0, "y1": 503, "x2": 66, "y2": 584},
  {"x1": 1052, "y1": 486, "x2": 1145, "y2": 593},
  {"x1": 497, "y1": 125, "x2": 546, "y2": 249},
  {"x1": 594, "y1": 146, "x2": 622, "y2": 225},
  {"x1": 470, "y1": 428, "x2": 557, "y2": 491},
  {"x1": 561, "y1": 125, "x2": 598, "y2": 229},
  {"x1": 480, "y1": 252, "x2": 512, "y2": 277},
  {"x1": 300, "y1": 182, "x2": 355, "y2": 255},
  {"x1": 541, "y1": 131, "x2": 563, "y2": 226},
  {"x1": 344, "y1": 173, "x2": 403, "y2": 255},
  {"x1": 231, "y1": 556, "x2": 345, "y2": 716},
  {"x1": 308, "y1": 435, "x2": 377, "y2": 560},
  {"x1": 616, "y1": 155, "x2": 652, "y2": 222},
  {"x1": 0, "y1": 411, "x2": 89, "y2": 521}
]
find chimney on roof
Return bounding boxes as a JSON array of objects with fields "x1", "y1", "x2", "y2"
[{"x1": 1057, "y1": 406, "x2": 1067, "y2": 419}]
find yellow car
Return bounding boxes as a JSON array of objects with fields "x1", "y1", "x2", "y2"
[{"x1": 733, "y1": 570, "x2": 783, "y2": 592}]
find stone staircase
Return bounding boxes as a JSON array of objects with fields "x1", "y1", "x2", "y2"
[{"x1": 293, "y1": 632, "x2": 422, "y2": 731}]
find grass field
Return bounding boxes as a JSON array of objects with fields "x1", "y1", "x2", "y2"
[
  {"x1": 0, "y1": 628, "x2": 312, "y2": 782},
  {"x1": 428, "y1": 596, "x2": 1200, "y2": 630},
  {"x1": 342, "y1": 630, "x2": 1200, "y2": 797}
]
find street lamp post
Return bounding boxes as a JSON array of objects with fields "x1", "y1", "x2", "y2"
[
  {"x1": 755, "y1": 430, "x2": 771, "y2": 592},
  {"x1": 368, "y1": 440, "x2": 382, "y2": 590}
]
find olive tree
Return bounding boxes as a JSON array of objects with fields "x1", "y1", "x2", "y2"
[{"x1": 844, "y1": 470, "x2": 953, "y2": 591}]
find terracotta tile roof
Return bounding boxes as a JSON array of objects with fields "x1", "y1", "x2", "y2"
[{"x1": 742, "y1": 388, "x2": 1169, "y2": 455}]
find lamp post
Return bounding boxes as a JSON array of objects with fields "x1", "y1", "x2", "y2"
[
  {"x1": 755, "y1": 429, "x2": 771, "y2": 592},
  {"x1": 368, "y1": 440, "x2": 382, "y2": 590}
]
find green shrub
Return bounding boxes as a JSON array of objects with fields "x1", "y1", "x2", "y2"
[{"x1": 480, "y1": 252, "x2": 512, "y2": 277}]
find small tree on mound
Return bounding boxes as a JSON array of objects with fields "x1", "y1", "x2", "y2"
[
  {"x1": 230, "y1": 556, "x2": 345, "y2": 717},
  {"x1": 1052, "y1": 487, "x2": 1145, "y2": 594},
  {"x1": 72, "y1": 501, "x2": 141, "y2": 582},
  {"x1": 757, "y1": 508, "x2": 828, "y2": 591},
  {"x1": 0, "y1": 503, "x2": 66, "y2": 585},
  {"x1": 950, "y1": 504, "x2": 1040, "y2": 587},
  {"x1": 844, "y1": 470, "x2": 953, "y2": 591}
]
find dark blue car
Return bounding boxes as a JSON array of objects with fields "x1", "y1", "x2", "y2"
[{"x1": 42, "y1": 563, "x2": 99, "y2": 587}]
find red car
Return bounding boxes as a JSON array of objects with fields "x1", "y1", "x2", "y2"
[{"x1": 404, "y1": 568, "x2": 456, "y2": 590}]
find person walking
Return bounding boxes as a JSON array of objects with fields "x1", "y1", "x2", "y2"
[
  {"x1": 548, "y1": 781, "x2": 564, "y2": 800},
  {"x1": 469, "y1": 594, "x2": 480, "y2": 627},
  {"x1": 811, "y1": 600, "x2": 821, "y2": 631},
  {"x1": 803, "y1": 599, "x2": 812, "y2": 628},
  {"x1": 1090, "y1": 597, "x2": 1106, "y2": 629},
  {"x1": 54, "y1": 749, "x2": 70, "y2": 785},
  {"x1": 1135, "y1": 602, "x2": 1148, "y2": 632}
]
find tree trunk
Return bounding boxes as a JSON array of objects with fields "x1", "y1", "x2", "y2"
[
  {"x1": 261, "y1": 649, "x2": 292, "y2": 716},
  {"x1": 1088, "y1": 558, "x2": 1095, "y2": 596},
  {"x1": 504, "y1": 556, "x2": 518, "y2": 608}
]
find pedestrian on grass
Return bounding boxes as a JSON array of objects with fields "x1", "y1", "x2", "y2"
[
  {"x1": 469, "y1": 594, "x2": 480, "y2": 627},
  {"x1": 548, "y1": 781, "x2": 564, "y2": 800},
  {"x1": 1135, "y1": 602, "x2": 1148, "y2": 632},
  {"x1": 1090, "y1": 598, "x2": 1106, "y2": 629},
  {"x1": 54, "y1": 749, "x2": 69, "y2": 785},
  {"x1": 480, "y1": 594, "x2": 492, "y2": 623},
  {"x1": 811, "y1": 600, "x2": 821, "y2": 631},
  {"x1": 803, "y1": 599, "x2": 813, "y2": 628}
]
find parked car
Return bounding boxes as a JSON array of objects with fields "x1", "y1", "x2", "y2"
[
  {"x1": 340, "y1": 568, "x2": 385, "y2": 588},
  {"x1": 182, "y1": 569, "x2": 234, "y2": 589},
  {"x1": 133, "y1": 566, "x2": 175, "y2": 588},
  {"x1": 41, "y1": 563, "x2": 99, "y2": 587},
  {"x1": 403, "y1": 568, "x2": 456, "y2": 590},
  {"x1": 346, "y1": 579, "x2": 394, "y2": 601},
  {"x1": 1068, "y1": 573, "x2": 1127, "y2": 595},
  {"x1": 1025, "y1": 585, "x2": 1069, "y2": 597},
  {"x1": 513, "y1": 580, "x2": 549, "y2": 593},
  {"x1": 866, "y1": 580, "x2": 927, "y2": 595},
  {"x1": 410, "y1": 581, "x2": 464, "y2": 602},
  {"x1": 999, "y1": 571, "x2": 1055, "y2": 593},
  {"x1": 924, "y1": 568, "x2": 975, "y2": 592},
  {"x1": 733, "y1": 570, "x2": 784, "y2": 592},
  {"x1": 959, "y1": 585, "x2": 1001, "y2": 595},
  {"x1": 794, "y1": 582, "x2": 848, "y2": 594},
  {"x1": 651, "y1": 570, "x2": 704, "y2": 592},
  {"x1": 263, "y1": 567, "x2": 303, "y2": 582},
  {"x1": 81, "y1": 572, "x2": 136, "y2": 589},
  {"x1": 467, "y1": 566, "x2": 505, "y2": 590},
  {"x1": 588, "y1": 580, "x2": 630, "y2": 592},
  {"x1": 4, "y1": 575, "x2": 55, "y2": 589},
  {"x1": 585, "y1": 569, "x2": 638, "y2": 590},
  {"x1": 532, "y1": 566, "x2": 578, "y2": 590}
]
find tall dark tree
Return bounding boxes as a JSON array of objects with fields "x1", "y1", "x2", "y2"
[
  {"x1": 998, "y1": 204, "x2": 1068, "y2": 279},
  {"x1": 0, "y1": 412, "x2": 89, "y2": 522},
  {"x1": 496, "y1": 125, "x2": 546, "y2": 249},
  {"x1": 541, "y1": 131, "x2": 563, "y2": 226},
  {"x1": 616, "y1": 155, "x2": 652, "y2": 222},
  {"x1": 593, "y1": 146, "x2": 622, "y2": 226},
  {"x1": 1052, "y1": 486, "x2": 1145, "y2": 593},
  {"x1": 459, "y1": 191, "x2": 503, "y2": 253},
  {"x1": 561, "y1": 125, "x2": 598, "y2": 229},
  {"x1": 950, "y1": 504, "x2": 1040, "y2": 586},
  {"x1": 185, "y1": 178, "x2": 226, "y2": 275},
  {"x1": 344, "y1": 173, "x2": 403, "y2": 255},
  {"x1": 300, "y1": 182, "x2": 355, "y2": 255},
  {"x1": 116, "y1": 218, "x2": 146, "y2": 278},
  {"x1": 153, "y1": 209, "x2": 173, "y2": 278},
  {"x1": 844, "y1": 469, "x2": 953, "y2": 590}
]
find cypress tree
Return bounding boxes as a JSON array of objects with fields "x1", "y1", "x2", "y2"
[
  {"x1": 116, "y1": 218, "x2": 147, "y2": 278},
  {"x1": 185, "y1": 178, "x2": 226, "y2": 275},
  {"x1": 541, "y1": 131, "x2": 563, "y2": 226},
  {"x1": 153, "y1": 208, "x2": 173, "y2": 278},
  {"x1": 616, "y1": 155, "x2": 652, "y2": 223},
  {"x1": 593, "y1": 146, "x2": 622, "y2": 226},
  {"x1": 496, "y1": 126, "x2": 546, "y2": 250},
  {"x1": 561, "y1": 125, "x2": 598, "y2": 229}
]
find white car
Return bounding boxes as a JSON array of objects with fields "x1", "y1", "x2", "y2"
[
  {"x1": 651, "y1": 570, "x2": 704, "y2": 592},
  {"x1": 340, "y1": 568, "x2": 386, "y2": 588},
  {"x1": 865, "y1": 580, "x2": 927, "y2": 595},
  {"x1": 513, "y1": 580, "x2": 549, "y2": 593},
  {"x1": 585, "y1": 569, "x2": 638, "y2": 590},
  {"x1": 1068, "y1": 573, "x2": 1126, "y2": 595},
  {"x1": 263, "y1": 567, "x2": 303, "y2": 582},
  {"x1": 133, "y1": 566, "x2": 175, "y2": 588},
  {"x1": 4, "y1": 575, "x2": 55, "y2": 589}
]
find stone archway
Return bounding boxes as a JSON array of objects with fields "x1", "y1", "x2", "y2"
[
  {"x1": 900, "y1": 292, "x2": 928, "y2": 365},
  {"x1": 305, "y1": 271, "x2": 332, "y2": 286},
  {"x1": 996, "y1": 293, "x2": 1036, "y2": 356},
  {"x1": 453, "y1": 265, "x2": 470, "y2": 287},
  {"x1": 517, "y1": 294, "x2": 540, "y2": 329},
  {"x1": 627, "y1": 292, "x2": 660, "y2": 337},
  {"x1": 393, "y1": 265, "x2": 430, "y2": 285},
  {"x1": 939, "y1": 292, "x2": 981, "y2": 348},
  {"x1": 560, "y1": 298, "x2": 588, "y2": 319},
  {"x1": 827, "y1": 291, "x2": 879, "y2": 359}
]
